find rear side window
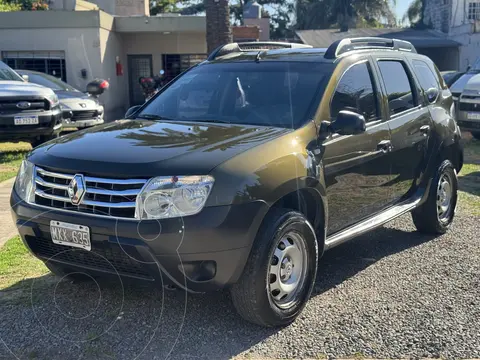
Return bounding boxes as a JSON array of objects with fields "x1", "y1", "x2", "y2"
[
  {"x1": 331, "y1": 62, "x2": 378, "y2": 122},
  {"x1": 413, "y1": 60, "x2": 440, "y2": 91},
  {"x1": 378, "y1": 60, "x2": 416, "y2": 116}
]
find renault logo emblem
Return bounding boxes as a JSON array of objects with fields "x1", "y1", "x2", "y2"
[
  {"x1": 68, "y1": 174, "x2": 86, "y2": 205},
  {"x1": 16, "y1": 101, "x2": 31, "y2": 109}
]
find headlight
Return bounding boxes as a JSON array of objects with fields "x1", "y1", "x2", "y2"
[
  {"x1": 14, "y1": 160, "x2": 35, "y2": 203},
  {"x1": 135, "y1": 176, "x2": 214, "y2": 220},
  {"x1": 47, "y1": 93, "x2": 59, "y2": 108}
]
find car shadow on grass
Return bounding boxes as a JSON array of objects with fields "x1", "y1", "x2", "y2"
[{"x1": 0, "y1": 223, "x2": 438, "y2": 360}]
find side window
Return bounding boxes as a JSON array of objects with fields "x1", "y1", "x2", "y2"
[
  {"x1": 331, "y1": 62, "x2": 378, "y2": 122},
  {"x1": 413, "y1": 59, "x2": 440, "y2": 92},
  {"x1": 378, "y1": 60, "x2": 416, "y2": 116}
]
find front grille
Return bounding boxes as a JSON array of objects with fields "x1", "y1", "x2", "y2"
[
  {"x1": 71, "y1": 110, "x2": 98, "y2": 121},
  {"x1": 459, "y1": 102, "x2": 480, "y2": 112},
  {"x1": 0, "y1": 97, "x2": 49, "y2": 113},
  {"x1": 34, "y1": 167, "x2": 148, "y2": 219},
  {"x1": 26, "y1": 235, "x2": 153, "y2": 279}
]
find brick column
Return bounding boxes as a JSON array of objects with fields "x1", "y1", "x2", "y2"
[{"x1": 205, "y1": 0, "x2": 232, "y2": 55}]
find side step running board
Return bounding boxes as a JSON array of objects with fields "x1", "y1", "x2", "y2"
[{"x1": 324, "y1": 196, "x2": 422, "y2": 251}]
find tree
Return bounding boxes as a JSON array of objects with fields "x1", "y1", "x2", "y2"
[
  {"x1": 295, "y1": 0, "x2": 396, "y2": 30},
  {"x1": 0, "y1": 0, "x2": 20, "y2": 11},
  {"x1": 150, "y1": 0, "x2": 181, "y2": 15},
  {"x1": 0, "y1": 0, "x2": 48, "y2": 11},
  {"x1": 205, "y1": 0, "x2": 232, "y2": 54},
  {"x1": 403, "y1": 0, "x2": 427, "y2": 28},
  {"x1": 180, "y1": 0, "x2": 295, "y2": 39}
]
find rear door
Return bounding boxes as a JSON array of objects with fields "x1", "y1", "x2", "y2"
[
  {"x1": 372, "y1": 57, "x2": 433, "y2": 204},
  {"x1": 323, "y1": 59, "x2": 393, "y2": 235}
]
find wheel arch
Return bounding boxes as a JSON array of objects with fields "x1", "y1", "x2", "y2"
[{"x1": 268, "y1": 184, "x2": 327, "y2": 256}]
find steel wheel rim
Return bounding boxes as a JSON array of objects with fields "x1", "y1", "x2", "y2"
[
  {"x1": 437, "y1": 172, "x2": 453, "y2": 222},
  {"x1": 267, "y1": 231, "x2": 308, "y2": 310}
]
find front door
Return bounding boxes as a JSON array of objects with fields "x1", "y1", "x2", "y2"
[
  {"x1": 373, "y1": 58, "x2": 434, "y2": 204},
  {"x1": 128, "y1": 55, "x2": 153, "y2": 106},
  {"x1": 323, "y1": 60, "x2": 393, "y2": 235}
]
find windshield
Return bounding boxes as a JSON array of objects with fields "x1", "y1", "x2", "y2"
[
  {"x1": 138, "y1": 61, "x2": 332, "y2": 128},
  {"x1": 21, "y1": 71, "x2": 79, "y2": 92},
  {"x1": 0, "y1": 61, "x2": 24, "y2": 82},
  {"x1": 450, "y1": 73, "x2": 477, "y2": 93}
]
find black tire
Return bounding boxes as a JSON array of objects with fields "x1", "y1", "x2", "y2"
[
  {"x1": 230, "y1": 208, "x2": 318, "y2": 327},
  {"x1": 411, "y1": 159, "x2": 458, "y2": 234},
  {"x1": 471, "y1": 132, "x2": 480, "y2": 140}
]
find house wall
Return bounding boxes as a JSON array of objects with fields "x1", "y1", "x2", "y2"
[
  {"x1": 99, "y1": 28, "x2": 129, "y2": 120},
  {"x1": 121, "y1": 32, "x2": 206, "y2": 103},
  {"x1": 0, "y1": 28, "x2": 102, "y2": 92}
]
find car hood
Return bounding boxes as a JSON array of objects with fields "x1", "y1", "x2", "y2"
[
  {"x1": 0, "y1": 81, "x2": 54, "y2": 97},
  {"x1": 463, "y1": 73, "x2": 480, "y2": 92},
  {"x1": 28, "y1": 119, "x2": 290, "y2": 178},
  {"x1": 55, "y1": 91, "x2": 100, "y2": 110}
]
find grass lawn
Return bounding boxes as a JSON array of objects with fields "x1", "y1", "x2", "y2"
[
  {"x1": 0, "y1": 142, "x2": 31, "y2": 183},
  {"x1": 458, "y1": 134, "x2": 480, "y2": 215},
  {"x1": 0, "y1": 236, "x2": 48, "y2": 290}
]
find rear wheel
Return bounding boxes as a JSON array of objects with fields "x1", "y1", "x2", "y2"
[
  {"x1": 471, "y1": 132, "x2": 480, "y2": 140},
  {"x1": 411, "y1": 159, "x2": 458, "y2": 234},
  {"x1": 231, "y1": 209, "x2": 318, "y2": 327}
]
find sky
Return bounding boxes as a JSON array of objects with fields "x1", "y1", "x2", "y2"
[{"x1": 396, "y1": 0, "x2": 411, "y2": 21}]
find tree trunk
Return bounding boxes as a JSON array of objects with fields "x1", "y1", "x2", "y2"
[{"x1": 205, "y1": 0, "x2": 232, "y2": 55}]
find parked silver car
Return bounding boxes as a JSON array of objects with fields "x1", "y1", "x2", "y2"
[{"x1": 16, "y1": 70, "x2": 104, "y2": 129}]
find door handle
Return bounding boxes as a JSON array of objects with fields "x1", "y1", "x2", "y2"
[
  {"x1": 377, "y1": 140, "x2": 392, "y2": 153},
  {"x1": 420, "y1": 125, "x2": 431, "y2": 135}
]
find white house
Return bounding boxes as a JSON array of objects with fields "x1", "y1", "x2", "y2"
[{"x1": 424, "y1": 0, "x2": 480, "y2": 70}]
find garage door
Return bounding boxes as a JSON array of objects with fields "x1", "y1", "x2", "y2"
[{"x1": 2, "y1": 51, "x2": 67, "y2": 82}]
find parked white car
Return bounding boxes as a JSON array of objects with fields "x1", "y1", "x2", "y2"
[{"x1": 17, "y1": 69, "x2": 104, "y2": 129}]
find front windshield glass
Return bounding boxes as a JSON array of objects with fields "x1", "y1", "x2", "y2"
[
  {"x1": 0, "y1": 61, "x2": 23, "y2": 81},
  {"x1": 138, "y1": 61, "x2": 332, "y2": 128},
  {"x1": 23, "y1": 72, "x2": 79, "y2": 92}
]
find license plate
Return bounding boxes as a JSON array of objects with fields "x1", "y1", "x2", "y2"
[
  {"x1": 50, "y1": 221, "x2": 91, "y2": 251},
  {"x1": 14, "y1": 115, "x2": 39, "y2": 125},
  {"x1": 467, "y1": 112, "x2": 480, "y2": 120}
]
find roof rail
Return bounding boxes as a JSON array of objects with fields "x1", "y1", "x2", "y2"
[
  {"x1": 324, "y1": 37, "x2": 417, "y2": 59},
  {"x1": 207, "y1": 41, "x2": 313, "y2": 61}
]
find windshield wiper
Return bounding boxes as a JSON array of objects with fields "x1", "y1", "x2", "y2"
[{"x1": 136, "y1": 114, "x2": 174, "y2": 120}]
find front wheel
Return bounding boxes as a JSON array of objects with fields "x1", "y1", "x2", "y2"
[
  {"x1": 411, "y1": 159, "x2": 458, "y2": 234},
  {"x1": 230, "y1": 209, "x2": 318, "y2": 327}
]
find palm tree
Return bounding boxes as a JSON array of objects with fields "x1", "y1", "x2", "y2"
[{"x1": 205, "y1": 0, "x2": 232, "y2": 55}]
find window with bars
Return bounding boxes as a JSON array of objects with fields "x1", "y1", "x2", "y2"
[
  {"x1": 162, "y1": 54, "x2": 206, "y2": 82},
  {"x1": 468, "y1": 1, "x2": 480, "y2": 21},
  {"x1": 1, "y1": 51, "x2": 67, "y2": 82}
]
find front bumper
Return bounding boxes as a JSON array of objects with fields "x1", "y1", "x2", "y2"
[
  {"x1": 63, "y1": 117, "x2": 104, "y2": 129},
  {"x1": 10, "y1": 189, "x2": 268, "y2": 292},
  {"x1": 0, "y1": 109, "x2": 63, "y2": 141},
  {"x1": 457, "y1": 109, "x2": 480, "y2": 133}
]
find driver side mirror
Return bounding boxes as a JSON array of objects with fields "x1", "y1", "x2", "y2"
[
  {"x1": 327, "y1": 110, "x2": 366, "y2": 136},
  {"x1": 426, "y1": 87, "x2": 439, "y2": 104},
  {"x1": 125, "y1": 105, "x2": 142, "y2": 118}
]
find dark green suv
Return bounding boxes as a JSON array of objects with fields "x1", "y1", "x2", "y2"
[{"x1": 11, "y1": 38, "x2": 464, "y2": 327}]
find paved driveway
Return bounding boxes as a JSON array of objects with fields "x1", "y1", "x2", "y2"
[{"x1": 0, "y1": 178, "x2": 16, "y2": 247}]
